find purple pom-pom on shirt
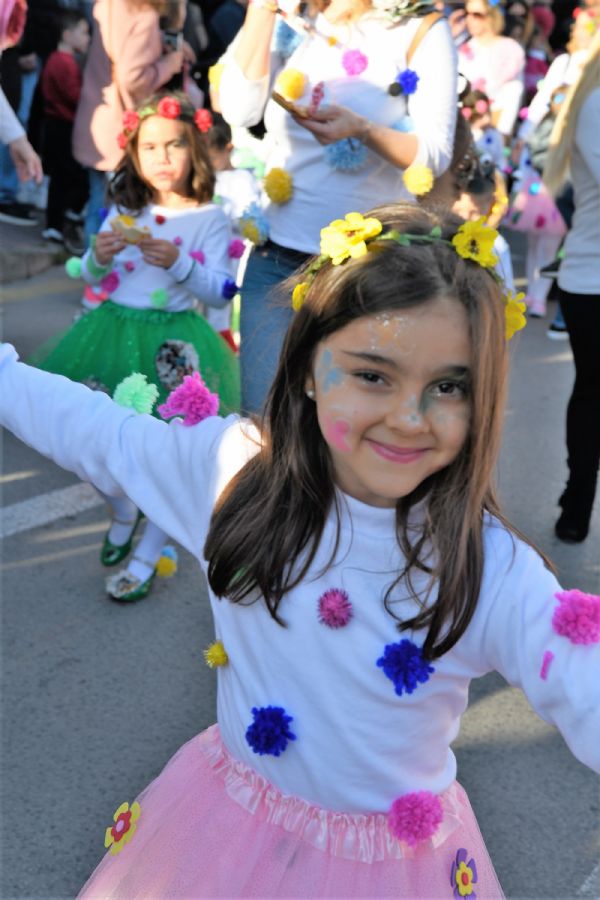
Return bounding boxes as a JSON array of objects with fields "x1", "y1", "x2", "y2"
[
  {"x1": 396, "y1": 68, "x2": 419, "y2": 95},
  {"x1": 377, "y1": 639, "x2": 434, "y2": 696},
  {"x1": 318, "y1": 588, "x2": 353, "y2": 628},
  {"x1": 342, "y1": 49, "x2": 368, "y2": 76},
  {"x1": 157, "y1": 371, "x2": 219, "y2": 426},
  {"x1": 173, "y1": 236, "x2": 183, "y2": 246},
  {"x1": 222, "y1": 277, "x2": 238, "y2": 300},
  {"x1": 228, "y1": 238, "x2": 245, "y2": 259},
  {"x1": 388, "y1": 791, "x2": 443, "y2": 846},
  {"x1": 552, "y1": 590, "x2": 600, "y2": 644},
  {"x1": 245, "y1": 706, "x2": 296, "y2": 756},
  {"x1": 100, "y1": 271, "x2": 120, "y2": 294}
]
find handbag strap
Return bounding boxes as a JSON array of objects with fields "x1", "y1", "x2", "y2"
[{"x1": 406, "y1": 11, "x2": 444, "y2": 66}]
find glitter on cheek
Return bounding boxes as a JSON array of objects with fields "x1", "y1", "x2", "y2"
[{"x1": 322, "y1": 413, "x2": 352, "y2": 452}]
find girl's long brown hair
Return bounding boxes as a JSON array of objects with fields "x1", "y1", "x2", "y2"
[
  {"x1": 108, "y1": 92, "x2": 215, "y2": 212},
  {"x1": 205, "y1": 203, "x2": 549, "y2": 659}
]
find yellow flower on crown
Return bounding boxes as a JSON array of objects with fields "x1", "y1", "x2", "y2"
[
  {"x1": 292, "y1": 282, "x2": 309, "y2": 311},
  {"x1": 403, "y1": 164, "x2": 434, "y2": 197},
  {"x1": 275, "y1": 68, "x2": 306, "y2": 101},
  {"x1": 320, "y1": 212, "x2": 383, "y2": 266},
  {"x1": 452, "y1": 217, "x2": 499, "y2": 268},
  {"x1": 504, "y1": 290, "x2": 527, "y2": 340},
  {"x1": 264, "y1": 167, "x2": 293, "y2": 204}
]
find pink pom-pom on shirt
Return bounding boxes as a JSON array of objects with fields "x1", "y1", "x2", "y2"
[
  {"x1": 342, "y1": 49, "x2": 368, "y2": 76},
  {"x1": 552, "y1": 590, "x2": 600, "y2": 644},
  {"x1": 228, "y1": 238, "x2": 245, "y2": 259},
  {"x1": 388, "y1": 791, "x2": 443, "y2": 846},
  {"x1": 318, "y1": 588, "x2": 353, "y2": 628},
  {"x1": 100, "y1": 271, "x2": 120, "y2": 293},
  {"x1": 124, "y1": 261, "x2": 135, "y2": 272},
  {"x1": 173, "y1": 236, "x2": 183, "y2": 246},
  {"x1": 189, "y1": 249, "x2": 206, "y2": 264},
  {"x1": 157, "y1": 371, "x2": 219, "y2": 426}
]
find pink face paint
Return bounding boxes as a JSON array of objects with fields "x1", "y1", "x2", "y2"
[
  {"x1": 539, "y1": 650, "x2": 554, "y2": 680},
  {"x1": 323, "y1": 414, "x2": 351, "y2": 452}
]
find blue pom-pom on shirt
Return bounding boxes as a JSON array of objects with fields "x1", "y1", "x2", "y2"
[
  {"x1": 273, "y1": 19, "x2": 303, "y2": 58},
  {"x1": 376, "y1": 639, "x2": 435, "y2": 696},
  {"x1": 245, "y1": 706, "x2": 297, "y2": 756},
  {"x1": 396, "y1": 68, "x2": 420, "y2": 95},
  {"x1": 324, "y1": 139, "x2": 368, "y2": 172},
  {"x1": 222, "y1": 278, "x2": 238, "y2": 300}
]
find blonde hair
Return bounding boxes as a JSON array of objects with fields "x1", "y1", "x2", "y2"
[
  {"x1": 487, "y1": 1, "x2": 505, "y2": 35},
  {"x1": 544, "y1": 32, "x2": 600, "y2": 194}
]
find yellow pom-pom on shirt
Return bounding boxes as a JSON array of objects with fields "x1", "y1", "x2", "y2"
[
  {"x1": 403, "y1": 164, "x2": 434, "y2": 197},
  {"x1": 275, "y1": 68, "x2": 306, "y2": 101},
  {"x1": 204, "y1": 640, "x2": 229, "y2": 668},
  {"x1": 264, "y1": 168, "x2": 293, "y2": 204}
]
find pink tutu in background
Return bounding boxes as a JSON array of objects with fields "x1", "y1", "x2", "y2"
[
  {"x1": 505, "y1": 173, "x2": 566, "y2": 236},
  {"x1": 79, "y1": 725, "x2": 504, "y2": 898}
]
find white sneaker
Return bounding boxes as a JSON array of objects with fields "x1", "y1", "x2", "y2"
[{"x1": 42, "y1": 227, "x2": 64, "y2": 243}]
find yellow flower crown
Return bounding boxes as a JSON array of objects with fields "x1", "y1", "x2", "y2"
[{"x1": 291, "y1": 212, "x2": 526, "y2": 341}]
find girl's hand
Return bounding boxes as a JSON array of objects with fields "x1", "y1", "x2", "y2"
[
  {"x1": 139, "y1": 238, "x2": 179, "y2": 269},
  {"x1": 294, "y1": 105, "x2": 367, "y2": 146},
  {"x1": 163, "y1": 48, "x2": 184, "y2": 78},
  {"x1": 95, "y1": 231, "x2": 126, "y2": 265}
]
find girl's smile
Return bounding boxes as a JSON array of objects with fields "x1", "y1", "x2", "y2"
[{"x1": 306, "y1": 298, "x2": 472, "y2": 507}]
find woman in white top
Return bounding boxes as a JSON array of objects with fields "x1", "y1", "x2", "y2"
[
  {"x1": 544, "y1": 32, "x2": 600, "y2": 544},
  {"x1": 218, "y1": 0, "x2": 458, "y2": 412}
]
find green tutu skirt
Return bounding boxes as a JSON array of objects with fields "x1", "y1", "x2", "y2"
[{"x1": 29, "y1": 301, "x2": 240, "y2": 415}]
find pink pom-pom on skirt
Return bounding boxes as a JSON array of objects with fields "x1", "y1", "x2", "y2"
[{"x1": 79, "y1": 725, "x2": 504, "y2": 898}]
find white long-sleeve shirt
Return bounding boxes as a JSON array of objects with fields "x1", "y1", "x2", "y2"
[
  {"x1": 1, "y1": 343, "x2": 598, "y2": 815},
  {"x1": 219, "y1": 13, "x2": 457, "y2": 254},
  {"x1": 558, "y1": 87, "x2": 600, "y2": 295},
  {"x1": 81, "y1": 202, "x2": 234, "y2": 312},
  {"x1": 518, "y1": 50, "x2": 588, "y2": 141},
  {"x1": 0, "y1": 85, "x2": 24, "y2": 145}
]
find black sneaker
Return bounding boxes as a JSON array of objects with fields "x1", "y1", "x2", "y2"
[
  {"x1": 540, "y1": 258, "x2": 561, "y2": 279},
  {"x1": 0, "y1": 201, "x2": 37, "y2": 226},
  {"x1": 63, "y1": 220, "x2": 86, "y2": 256}
]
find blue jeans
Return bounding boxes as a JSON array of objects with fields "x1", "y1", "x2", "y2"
[
  {"x1": 84, "y1": 169, "x2": 109, "y2": 247},
  {"x1": 239, "y1": 240, "x2": 309, "y2": 414},
  {"x1": 0, "y1": 67, "x2": 39, "y2": 204}
]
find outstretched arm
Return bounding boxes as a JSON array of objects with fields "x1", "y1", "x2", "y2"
[{"x1": 0, "y1": 345, "x2": 237, "y2": 560}]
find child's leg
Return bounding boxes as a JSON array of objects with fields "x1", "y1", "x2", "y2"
[
  {"x1": 101, "y1": 492, "x2": 139, "y2": 544},
  {"x1": 127, "y1": 520, "x2": 169, "y2": 583},
  {"x1": 526, "y1": 232, "x2": 563, "y2": 315}
]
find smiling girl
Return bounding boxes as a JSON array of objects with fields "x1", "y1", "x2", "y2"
[
  {"x1": 29, "y1": 91, "x2": 240, "y2": 601},
  {"x1": 1, "y1": 203, "x2": 598, "y2": 896}
]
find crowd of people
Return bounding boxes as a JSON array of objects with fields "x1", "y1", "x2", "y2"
[{"x1": 0, "y1": 0, "x2": 599, "y2": 895}]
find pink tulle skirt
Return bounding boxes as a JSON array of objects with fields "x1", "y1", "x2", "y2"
[
  {"x1": 505, "y1": 174, "x2": 567, "y2": 236},
  {"x1": 79, "y1": 725, "x2": 504, "y2": 898}
]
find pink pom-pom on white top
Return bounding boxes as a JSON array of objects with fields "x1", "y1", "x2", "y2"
[
  {"x1": 228, "y1": 238, "x2": 245, "y2": 259},
  {"x1": 387, "y1": 791, "x2": 443, "y2": 846},
  {"x1": 158, "y1": 371, "x2": 219, "y2": 427},
  {"x1": 552, "y1": 590, "x2": 600, "y2": 644},
  {"x1": 317, "y1": 588, "x2": 353, "y2": 628}
]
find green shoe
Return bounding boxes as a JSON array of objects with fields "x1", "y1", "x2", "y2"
[
  {"x1": 100, "y1": 510, "x2": 144, "y2": 567},
  {"x1": 105, "y1": 567, "x2": 156, "y2": 602}
]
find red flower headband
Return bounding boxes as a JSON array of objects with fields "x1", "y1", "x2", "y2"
[{"x1": 117, "y1": 97, "x2": 213, "y2": 149}]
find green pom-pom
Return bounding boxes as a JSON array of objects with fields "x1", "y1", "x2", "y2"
[
  {"x1": 65, "y1": 256, "x2": 82, "y2": 279},
  {"x1": 150, "y1": 288, "x2": 168, "y2": 309},
  {"x1": 113, "y1": 373, "x2": 159, "y2": 414}
]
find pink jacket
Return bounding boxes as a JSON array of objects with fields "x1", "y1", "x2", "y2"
[{"x1": 73, "y1": 0, "x2": 174, "y2": 171}]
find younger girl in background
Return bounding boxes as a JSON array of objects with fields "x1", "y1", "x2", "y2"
[
  {"x1": 460, "y1": 88, "x2": 505, "y2": 170},
  {"x1": 506, "y1": 85, "x2": 567, "y2": 317},
  {"x1": 1, "y1": 203, "x2": 598, "y2": 896},
  {"x1": 30, "y1": 91, "x2": 240, "y2": 601}
]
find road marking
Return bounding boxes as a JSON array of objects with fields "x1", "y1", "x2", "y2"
[
  {"x1": 577, "y1": 859, "x2": 600, "y2": 897},
  {"x1": 1, "y1": 482, "x2": 104, "y2": 538}
]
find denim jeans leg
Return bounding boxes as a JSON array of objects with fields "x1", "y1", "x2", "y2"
[
  {"x1": 84, "y1": 169, "x2": 108, "y2": 247},
  {"x1": 0, "y1": 143, "x2": 19, "y2": 204},
  {"x1": 239, "y1": 245, "x2": 303, "y2": 415}
]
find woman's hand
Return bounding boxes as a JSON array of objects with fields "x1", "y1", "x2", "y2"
[
  {"x1": 139, "y1": 238, "x2": 179, "y2": 269},
  {"x1": 95, "y1": 231, "x2": 126, "y2": 265},
  {"x1": 294, "y1": 104, "x2": 367, "y2": 145},
  {"x1": 162, "y1": 48, "x2": 185, "y2": 78}
]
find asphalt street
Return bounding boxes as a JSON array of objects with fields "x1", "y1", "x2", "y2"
[{"x1": 1, "y1": 256, "x2": 599, "y2": 899}]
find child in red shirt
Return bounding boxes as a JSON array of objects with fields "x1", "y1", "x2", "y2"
[{"x1": 40, "y1": 10, "x2": 90, "y2": 248}]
